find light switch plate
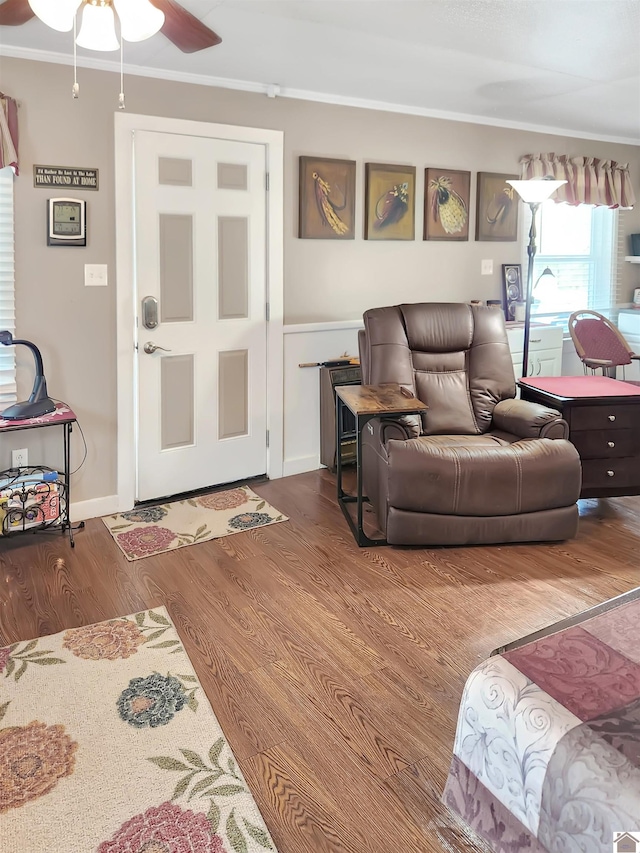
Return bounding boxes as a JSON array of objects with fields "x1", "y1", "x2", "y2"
[
  {"x1": 85, "y1": 264, "x2": 108, "y2": 287},
  {"x1": 481, "y1": 259, "x2": 493, "y2": 275}
]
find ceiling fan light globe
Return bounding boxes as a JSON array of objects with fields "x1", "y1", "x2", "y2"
[
  {"x1": 114, "y1": 0, "x2": 165, "y2": 42},
  {"x1": 76, "y1": 2, "x2": 120, "y2": 51},
  {"x1": 28, "y1": 0, "x2": 82, "y2": 32}
]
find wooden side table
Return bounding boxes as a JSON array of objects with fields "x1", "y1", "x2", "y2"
[
  {"x1": 319, "y1": 364, "x2": 362, "y2": 471},
  {"x1": 518, "y1": 375, "x2": 640, "y2": 498},
  {"x1": 335, "y1": 384, "x2": 427, "y2": 546}
]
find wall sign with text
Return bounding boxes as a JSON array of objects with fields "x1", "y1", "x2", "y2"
[{"x1": 34, "y1": 165, "x2": 99, "y2": 191}]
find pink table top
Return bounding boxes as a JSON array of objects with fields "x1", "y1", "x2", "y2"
[
  {"x1": 519, "y1": 375, "x2": 640, "y2": 399},
  {"x1": 0, "y1": 401, "x2": 76, "y2": 431}
]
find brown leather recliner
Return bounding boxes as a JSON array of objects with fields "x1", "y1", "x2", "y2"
[{"x1": 358, "y1": 303, "x2": 582, "y2": 546}]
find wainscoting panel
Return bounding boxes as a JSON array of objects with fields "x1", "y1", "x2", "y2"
[{"x1": 283, "y1": 321, "x2": 363, "y2": 477}]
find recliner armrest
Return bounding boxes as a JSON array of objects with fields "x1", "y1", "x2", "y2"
[
  {"x1": 493, "y1": 398, "x2": 569, "y2": 439},
  {"x1": 364, "y1": 416, "x2": 417, "y2": 453}
]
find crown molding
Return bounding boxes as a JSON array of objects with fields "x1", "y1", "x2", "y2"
[{"x1": 3, "y1": 44, "x2": 639, "y2": 147}]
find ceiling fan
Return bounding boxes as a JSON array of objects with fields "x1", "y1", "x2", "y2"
[{"x1": 0, "y1": 0, "x2": 222, "y2": 53}]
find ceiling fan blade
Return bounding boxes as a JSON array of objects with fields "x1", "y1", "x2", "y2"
[
  {"x1": 149, "y1": 0, "x2": 221, "y2": 53},
  {"x1": 0, "y1": 0, "x2": 35, "y2": 26}
]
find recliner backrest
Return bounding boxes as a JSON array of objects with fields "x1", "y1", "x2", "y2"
[{"x1": 362, "y1": 303, "x2": 516, "y2": 434}]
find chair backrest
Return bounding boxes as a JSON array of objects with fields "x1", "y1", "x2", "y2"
[
  {"x1": 361, "y1": 303, "x2": 515, "y2": 435},
  {"x1": 568, "y1": 310, "x2": 632, "y2": 367}
]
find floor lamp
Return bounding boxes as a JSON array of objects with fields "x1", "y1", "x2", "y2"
[{"x1": 507, "y1": 178, "x2": 567, "y2": 378}]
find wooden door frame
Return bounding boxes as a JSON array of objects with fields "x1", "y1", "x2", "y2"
[{"x1": 114, "y1": 113, "x2": 284, "y2": 511}]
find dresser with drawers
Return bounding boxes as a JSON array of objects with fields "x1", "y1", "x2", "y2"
[{"x1": 518, "y1": 375, "x2": 640, "y2": 498}]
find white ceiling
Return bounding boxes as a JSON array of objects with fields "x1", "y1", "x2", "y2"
[{"x1": 1, "y1": 0, "x2": 639, "y2": 143}]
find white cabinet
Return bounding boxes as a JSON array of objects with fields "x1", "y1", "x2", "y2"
[
  {"x1": 532, "y1": 347, "x2": 562, "y2": 377},
  {"x1": 617, "y1": 309, "x2": 640, "y2": 381},
  {"x1": 505, "y1": 323, "x2": 563, "y2": 381}
]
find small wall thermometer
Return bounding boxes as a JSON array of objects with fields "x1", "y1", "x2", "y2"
[{"x1": 47, "y1": 197, "x2": 86, "y2": 247}]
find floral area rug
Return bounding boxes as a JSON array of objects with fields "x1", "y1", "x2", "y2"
[
  {"x1": 0, "y1": 607, "x2": 278, "y2": 853},
  {"x1": 102, "y1": 486, "x2": 287, "y2": 561}
]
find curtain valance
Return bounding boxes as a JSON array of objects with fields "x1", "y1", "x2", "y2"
[
  {"x1": 0, "y1": 93, "x2": 18, "y2": 175},
  {"x1": 520, "y1": 153, "x2": 635, "y2": 209}
]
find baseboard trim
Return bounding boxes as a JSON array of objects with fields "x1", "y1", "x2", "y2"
[
  {"x1": 283, "y1": 456, "x2": 322, "y2": 478},
  {"x1": 70, "y1": 494, "x2": 119, "y2": 523}
]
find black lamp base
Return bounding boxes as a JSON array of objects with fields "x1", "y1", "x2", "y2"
[{"x1": 2, "y1": 397, "x2": 56, "y2": 420}]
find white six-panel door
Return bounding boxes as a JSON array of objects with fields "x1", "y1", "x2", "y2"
[{"x1": 134, "y1": 130, "x2": 267, "y2": 501}]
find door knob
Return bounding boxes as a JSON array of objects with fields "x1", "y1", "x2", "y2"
[{"x1": 143, "y1": 342, "x2": 172, "y2": 354}]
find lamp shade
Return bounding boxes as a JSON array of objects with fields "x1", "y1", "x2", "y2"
[
  {"x1": 28, "y1": 0, "x2": 82, "y2": 32},
  {"x1": 535, "y1": 266, "x2": 555, "y2": 284},
  {"x1": 76, "y1": 2, "x2": 120, "y2": 51},
  {"x1": 507, "y1": 179, "x2": 567, "y2": 204},
  {"x1": 114, "y1": 0, "x2": 165, "y2": 42}
]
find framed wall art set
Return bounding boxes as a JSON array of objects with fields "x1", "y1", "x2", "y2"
[{"x1": 299, "y1": 157, "x2": 519, "y2": 244}]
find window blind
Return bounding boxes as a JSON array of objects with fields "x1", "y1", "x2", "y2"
[
  {"x1": 0, "y1": 166, "x2": 16, "y2": 405},
  {"x1": 612, "y1": 209, "x2": 626, "y2": 321},
  {"x1": 529, "y1": 202, "x2": 617, "y2": 329}
]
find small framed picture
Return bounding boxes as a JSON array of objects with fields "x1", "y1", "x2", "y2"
[
  {"x1": 476, "y1": 172, "x2": 519, "y2": 241},
  {"x1": 502, "y1": 263, "x2": 523, "y2": 320},
  {"x1": 364, "y1": 163, "x2": 416, "y2": 240},
  {"x1": 298, "y1": 156, "x2": 356, "y2": 239},
  {"x1": 424, "y1": 168, "x2": 470, "y2": 241}
]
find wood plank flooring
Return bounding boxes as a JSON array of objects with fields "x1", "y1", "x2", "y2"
[{"x1": 1, "y1": 470, "x2": 639, "y2": 852}]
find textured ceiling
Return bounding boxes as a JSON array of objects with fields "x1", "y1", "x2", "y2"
[{"x1": 1, "y1": 0, "x2": 639, "y2": 142}]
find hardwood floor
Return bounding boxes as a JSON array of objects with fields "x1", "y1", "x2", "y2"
[{"x1": 1, "y1": 470, "x2": 639, "y2": 852}]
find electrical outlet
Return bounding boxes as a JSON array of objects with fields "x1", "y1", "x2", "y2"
[
  {"x1": 481, "y1": 259, "x2": 494, "y2": 275},
  {"x1": 12, "y1": 448, "x2": 28, "y2": 469}
]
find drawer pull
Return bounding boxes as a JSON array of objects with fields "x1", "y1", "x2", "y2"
[
  {"x1": 608, "y1": 415, "x2": 616, "y2": 421},
  {"x1": 607, "y1": 470, "x2": 615, "y2": 477},
  {"x1": 529, "y1": 338, "x2": 541, "y2": 343},
  {"x1": 608, "y1": 441, "x2": 615, "y2": 448}
]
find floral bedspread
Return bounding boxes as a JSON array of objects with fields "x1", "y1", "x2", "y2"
[
  {"x1": 0, "y1": 608, "x2": 277, "y2": 853},
  {"x1": 443, "y1": 595, "x2": 640, "y2": 852}
]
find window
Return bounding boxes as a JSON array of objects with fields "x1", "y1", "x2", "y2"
[
  {"x1": 529, "y1": 201, "x2": 617, "y2": 328},
  {"x1": 0, "y1": 166, "x2": 15, "y2": 405}
]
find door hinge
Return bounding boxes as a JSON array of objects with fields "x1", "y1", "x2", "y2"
[
  {"x1": 266, "y1": 429, "x2": 270, "y2": 448},
  {"x1": 265, "y1": 172, "x2": 270, "y2": 191},
  {"x1": 265, "y1": 302, "x2": 270, "y2": 321}
]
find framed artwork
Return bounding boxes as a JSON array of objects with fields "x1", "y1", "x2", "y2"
[
  {"x1": 475, "y1": 172, "x2": 519, "y2": 241},
  {"x1": 364, "y1": 163, "x2": 416, "y2": 240},
  {"x1": 298, "y1": 156, "x2": 356, "y2": 239},
  {"x1": 424, "y1": 168, "x2": 471, "y2": 241},
  {"x1": 502, "y1": 263, "x2": 523, "y2": 320}
]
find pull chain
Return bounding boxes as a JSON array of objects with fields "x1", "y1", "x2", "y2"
[
  {"x1": 72, "y1": 12, "x2": 79, "y2": 99},
  {"x1": 118, "y1": 38, "x2": 125, "y2": 110}
]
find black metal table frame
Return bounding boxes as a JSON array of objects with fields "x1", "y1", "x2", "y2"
[
  {"x1": 1, "y1": 416, "x2": 84, "y2": 546},
  {"x1": 335, "y1": 396, "x2": 425, "y2": 547},
  {"x1": 491, "y1": 585, "x2": 640, "y2": 656}
]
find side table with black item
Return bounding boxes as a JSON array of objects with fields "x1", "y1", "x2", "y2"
[
  {"x1": 335, "y1": 383, "x2": 427, "y2": 546},
  {"x1": 519, "y1": 375, "x2": 640, "y2": 498},
  {"x1": 319, "y1": 363, "x2": 362, "y2": 471},
  {"x1": 0, "y1": 402, "x2": 84, "y2": 545}
]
